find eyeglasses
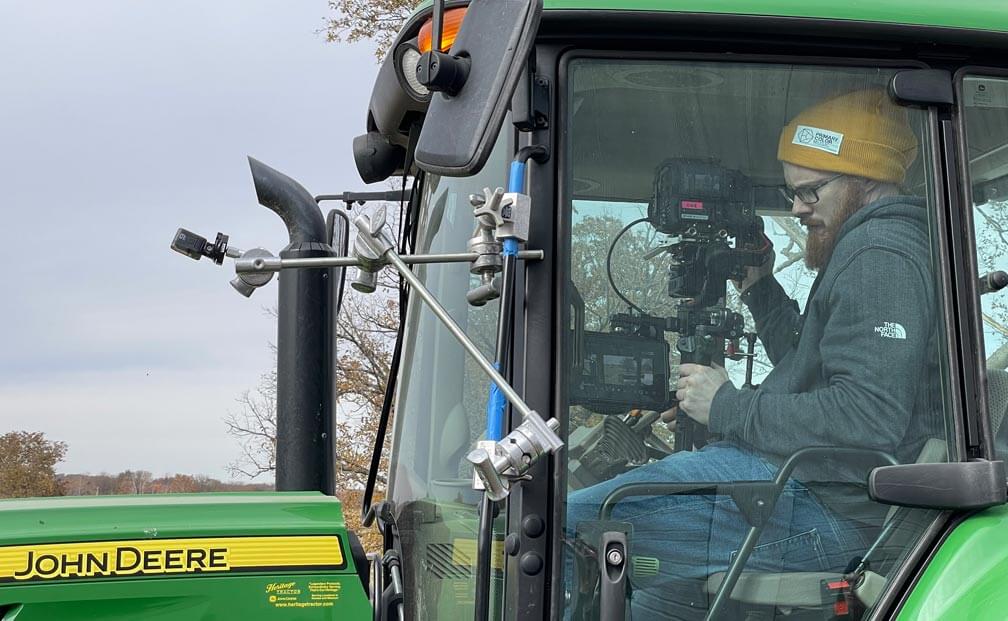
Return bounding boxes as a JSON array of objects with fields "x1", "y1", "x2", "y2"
[{"x1": 778, "y1": 174, "x2": 844, "y2": 205}]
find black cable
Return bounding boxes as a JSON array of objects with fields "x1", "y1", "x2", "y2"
[
  {"x1": 361, "y1": 170, "x2": 423, "y2": 526},
  {"x1": 474, "y1": 497, "x2": 497, "y2": 621},
  {"x1": 605, "y1": 217, "x2": 649, "y2": 315}
]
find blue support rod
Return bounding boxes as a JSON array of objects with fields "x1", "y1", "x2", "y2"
[{"x1": 484, "y1": 161, "x2": 527, "y2": 440}]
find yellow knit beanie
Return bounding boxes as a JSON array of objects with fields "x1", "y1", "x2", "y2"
[{"x1": 777, "y1": 89, "x2": 918, "y2": 184}]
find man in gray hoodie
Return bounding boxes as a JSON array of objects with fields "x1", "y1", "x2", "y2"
[{"x1": 567, "y1": 89, "x2": 943, "y2": 618}]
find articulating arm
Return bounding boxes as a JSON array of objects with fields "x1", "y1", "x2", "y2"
[{"x1": 351, "y1": 206, "x2": 563, "y2": 502}]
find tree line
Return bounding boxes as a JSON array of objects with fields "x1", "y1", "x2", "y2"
[{"x1": 0, "y1": 431, "x2": 270, "y2": 499}]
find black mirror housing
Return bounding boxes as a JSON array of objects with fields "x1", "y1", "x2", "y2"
[
  {"x1": 414, "y1": 0, "x2": 543, "y2": 177},
  {"x1": 353, "y1": 131, "x2": 407, "y2": 184},
  {"x1": 869, "y1": 460, "x2": 1006, "y2": 510},
  {"x1": 889, "y1": 69, "x2": 955, "y2": 106}
]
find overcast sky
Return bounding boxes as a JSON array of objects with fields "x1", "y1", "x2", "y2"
[{"x1": 0, "y1": 2, "x2": 384, "y2": 481}]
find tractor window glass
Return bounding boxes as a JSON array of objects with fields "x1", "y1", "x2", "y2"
[
  {"x1": 961, "y1": 75, "x2": 1008, "y2": 461},
  {"x1": 386, "y1": 130, "x2": 509, "y2": 621},
  {"x1": 562, "y1": 59, "x2": 955, "y2": 620}
]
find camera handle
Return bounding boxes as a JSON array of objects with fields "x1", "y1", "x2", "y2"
[{"x1": 673, "y1": 331, "x2": 717, "y2": 452}]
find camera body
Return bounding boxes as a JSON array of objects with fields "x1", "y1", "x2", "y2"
[
  {"x1": 649, "y1": 158, "x2": 760, "y2": 242},
  {"x1": 650, "y1": 159, "x2": 767, "y2": 305}
]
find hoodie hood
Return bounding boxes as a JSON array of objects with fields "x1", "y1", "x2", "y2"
[{"x1": 836, "y1": 194, "x2": 928, "y2": 245}]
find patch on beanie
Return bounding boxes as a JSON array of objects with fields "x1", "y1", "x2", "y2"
[{"x1": 792, "y1": 125, "x2": 844, "y2": 155}]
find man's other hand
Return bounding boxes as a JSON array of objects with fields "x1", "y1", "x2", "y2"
[
  {"x1": 659, "y1": 406, "x2": 678, "y2": 431},
  {"x1": 733, "y1": 244, "x2": 775, "y2": 294},
  {"x1": 676, "y1": 363, "x2": 730, "y2": 426}
]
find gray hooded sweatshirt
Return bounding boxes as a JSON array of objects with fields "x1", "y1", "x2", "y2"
[{"x1": 710, "y1": 195, "x2": 944, "y2": 522}]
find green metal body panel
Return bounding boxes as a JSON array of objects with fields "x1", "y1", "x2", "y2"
[
  {"x1": 1, "y1": 573, "x2": 371, "y2": 621},
  {"x1": 896, "y1": 506, "x2": 1008, "y2": 620},
  {"x1": 0, "y1": 492, "x2": 349, "y2": 544},
  {"x1": 0, "y1": 493, "x2": 370, "y2": 620},
  {"x1": 412, "y1": 0, "x2": 1008, "y2": 34},
  {"x1": 541, "y1": 0, "x2": 1008, "y2": 33}
]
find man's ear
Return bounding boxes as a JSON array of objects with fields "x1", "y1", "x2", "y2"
[
  {"x1": 861, "y1": 176, "x2": 901, "y2": 200},
  {"x1": 855, "y1": 176, "x2": 877, "y2": 193}
]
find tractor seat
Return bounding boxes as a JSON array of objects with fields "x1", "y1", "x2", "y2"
[{"x1": 706, "y1": 369, "x2": 1008, "y2": 611}]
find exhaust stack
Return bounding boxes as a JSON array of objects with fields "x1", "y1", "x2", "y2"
[{"x1": 248, "y1": 157, "x2": 334, "y2": 494}]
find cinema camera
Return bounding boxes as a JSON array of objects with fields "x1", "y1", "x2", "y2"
[{"x1": 569, "y1": 159, "x2": 771, "y2": 480}]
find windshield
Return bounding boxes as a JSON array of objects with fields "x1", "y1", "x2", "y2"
[
  {"x1": 388, "y1": 133, "x2": 509, "y2": 620},
  {"x1": 562, "y1": 59, "x2": 956, "y2": 620}
]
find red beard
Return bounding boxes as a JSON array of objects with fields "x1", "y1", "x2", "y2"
[{"x1": 804, "y1": 184, "x2": 866, "y2": 270}]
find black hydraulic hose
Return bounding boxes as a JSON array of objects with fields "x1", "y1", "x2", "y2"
[
  {"x1": 515, "y1": 145, "x2": 549, "y2": 165},
  {"x1": 494, "y1": 255, "x2": 518, "y2": 384},
  {"x1": 474, "y1": 498, "x2": 497, "y2": 621},
  {"x1": 361, "y1": 304, "x2": 406, "y2": 526},
  {"x1": 474, "y1": 251, "x2": 517, "y2": 621}
]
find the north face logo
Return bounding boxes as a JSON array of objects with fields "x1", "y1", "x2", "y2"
[{"x1": 874, "y1": 322, "x2": 907, "y2": 340}]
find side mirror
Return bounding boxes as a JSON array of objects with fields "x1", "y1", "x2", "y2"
[
  {"x1": 869, "y1": 460, "x2": 1006, "y2": 510},
  {"x1": 414, "y1": 0, "x2": 543, "y2": 176}
]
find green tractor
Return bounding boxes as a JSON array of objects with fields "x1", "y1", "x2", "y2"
[{"x1": 5, "y1": 1, "x2": 1008, "y2": 619}]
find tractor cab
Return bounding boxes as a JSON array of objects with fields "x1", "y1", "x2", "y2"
[{"x1": 355, "y1": 2, "x2": 1008, "y2": 620}]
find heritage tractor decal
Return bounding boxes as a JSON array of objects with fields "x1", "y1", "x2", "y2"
[{"x1": 0, "y1": 535, "x2": 345, "y2": 583}]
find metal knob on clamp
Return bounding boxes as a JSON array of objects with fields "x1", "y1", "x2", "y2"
[{"x1": 350, "y1": 206, "x2": 396, "y2": 294}]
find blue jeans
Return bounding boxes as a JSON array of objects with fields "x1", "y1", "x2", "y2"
[{"x1": 564, "y1": 442, "x2": 874, "y2": 619}]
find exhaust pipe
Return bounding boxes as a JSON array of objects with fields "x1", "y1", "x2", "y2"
[{"x1": 248, "y1": 157, "x2": 334, "y2": 494}]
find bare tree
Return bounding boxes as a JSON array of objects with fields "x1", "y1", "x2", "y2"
[
  {"x1": 116, "y1": 470, "x2": 153, "y2": 495},
  {"x1": 224, "y1": 369, "x2": 278, "y2": 479},
  {"x1": 324, "y1": 0, "x2": 414, "y2": 59},
  {"x1": 224, "y1": 292, "x2": 397, "y2": 486},
  {"x1": 974, "y1": 200, "x2": 1008, "y2": 370}
]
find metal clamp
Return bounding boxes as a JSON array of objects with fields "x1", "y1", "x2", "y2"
[
  {"x1": 230, "y1": 248, "x2": 277, "y2": 297},
  {"x1": 467, "y1": 189, "x2": 504, "y2": 307},
  {"x1": 351, "y1": 205, "x2": 397, "y2": 294},
  {"x1": 467, "y1": 415, "x2": 562, "y2": 502},
  {"x1": 470, "y1": 186, "x2": 531, "y2": 243},
  {"x1": 465, "y1": 186, "x2": 533, "y2": 307}
]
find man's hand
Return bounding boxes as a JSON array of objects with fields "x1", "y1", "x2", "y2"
[
  {"x1": 659, "y1": 406, "x2": 678, "y2": 431},
  {"x1": 675, "y1": 363, "x2": 730, "y2": 426},
  {"x1": 733, "y1": 243, "x2": 775, "y2": 294}
]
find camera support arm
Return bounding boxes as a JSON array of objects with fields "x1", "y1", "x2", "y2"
[{"x1": 349, "y1": 208, "x2": 564, "y2": 503}]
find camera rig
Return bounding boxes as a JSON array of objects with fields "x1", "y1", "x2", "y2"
[{"x1": 570, "y1": 158, "x2": 770, "y2": 459}]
